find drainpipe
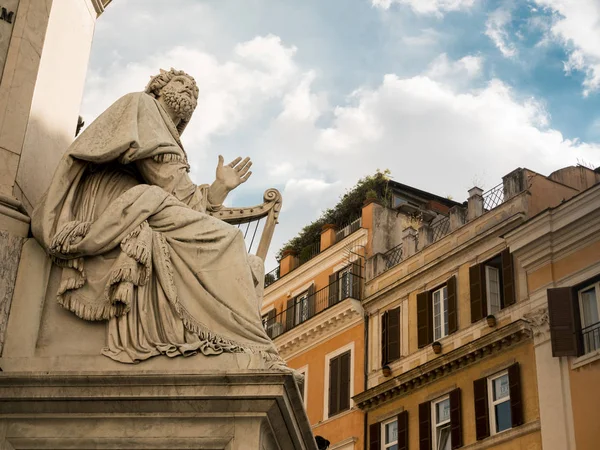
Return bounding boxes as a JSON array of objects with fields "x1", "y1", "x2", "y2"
[{"x1": 363, "y1": 311, "x2": 369, "y2": 450}]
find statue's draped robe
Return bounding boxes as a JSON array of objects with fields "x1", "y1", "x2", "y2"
[{"x1": 32, "y1": 92, "x2": 278, "y2": 364}]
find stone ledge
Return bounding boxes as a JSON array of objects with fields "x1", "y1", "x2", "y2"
[
  {"x1": 572, "y1": 348, "x2": 600, "y2": 370},
  {"x1": 461, "y1": 420, "x2": 540, "y2": 450},
  {"x1": 354, "y1": 320, "x2": 532, "y2": 410}
]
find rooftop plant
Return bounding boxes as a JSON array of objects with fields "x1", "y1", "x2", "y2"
[{"x1": 276, "y1": 170, "x2": 392, "y2": 260}]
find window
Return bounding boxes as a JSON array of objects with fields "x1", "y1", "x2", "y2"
[
  {"x1": 548, "y1": 276, "x2": 600, "y2": 357},
  {"x1": 339, "y1": 266, "x2": 354, "y2": 300},
  {"x1": 295, "y1": 291, "x2": 310, "y2": 325},
  {"x1": 578, "y1": 282, "x2": 600, "y2": 353},
  {"x1": 419, "y1": 390, "x2": 462, "y2": 450},
  {"x1": 326, "y1": 348, "x2": 351, "y2": 418},
  {"x1": 470, "y1": 250, "x2": 515, "y2": 323},
  {"x1": 285, "y1": 286, "x2": 315, "y2": 332},
  {"x1": 296, "y1": 366, "x2": 308, "y2": 406},
  {"x1": 417, "y1": 277, "x2": 457, "y2": 348},
  {"x1": 382, "y1": 418, "x2": 398, "y2": 450},
  {"x1": 328, "y1": 263, "x2": 362, "y2": 307},
  {"x1": 488, "y1": 372, "x2": 511, "y2": 434},
  {"x1": 474, "y1": 363, "x2": 523, "y2": 441},
  {"x1": 261, "y1": 309, "x2": 279, "y2": 339},
  {"x1": 432, "y1": 396, "x2": 451, "y2": 450},
  {"x1": 381, "y1": 307, "x2": 401, "y2": 365},
  {"x1": 432, "y1": 286, "x2": 448, "y2": 341}
]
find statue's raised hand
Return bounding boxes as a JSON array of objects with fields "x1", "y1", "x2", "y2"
[{"x1": 216, "y1": 155, "x2": 253, "y2": 192}]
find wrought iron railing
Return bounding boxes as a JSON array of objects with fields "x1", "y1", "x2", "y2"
[
  {"x1": 483, "y1": 183, "x2": 504, "y2": 211},
  {"x1": 383, "y1": 243, "x2": 403, "y2": 269},
  {"x1": 582, "y1": 321, "x2": 600, "y2": 354},
  {"x1": 431, "y1": 216, "x2": 450, "y2": 242},
  {"x1": 297, "y1": 240, "x2": 321, "y2": 265},
  {"x1": 264, "y1": 266, "x2": 280, "y2": 288},
  {"x1": 335, "y1": 216, "x2": 362, "y2": 243},
  {"x1": 263, "y1": 264, "x2": 363, "y2": 338}
]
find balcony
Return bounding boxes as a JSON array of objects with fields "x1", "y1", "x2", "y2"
[
  {"x1": 582, "y1": 321, "x2": 600, "y2": 354},
  {"x1": 263, "y1": 269, "x2": 363, "y2": 339}
]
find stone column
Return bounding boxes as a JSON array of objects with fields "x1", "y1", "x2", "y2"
[
  {"x1": 402, "y1": 227, "x2": 417, "y2": 258},
  {"x1": 467, "y1": 187, "x2": 484, "y2": 220},
  {"x1": 502, "y1": 168, "x2": 525, "y2": 201},
  {"x1": 524, "y1": 307, "x2": 576, "y2": 450},
  {"x1": 449, "y1": 206, "x2": 466, "y2": 231},
  {"x1": 418, "y1": 222, "x2": 433, "y2": 248},
  {"x1": 320, "y1": 224, "x2": 337, "y2": 251},
  {"x1": 279, "y1": 250, "x2": 297, "y2": 277}
]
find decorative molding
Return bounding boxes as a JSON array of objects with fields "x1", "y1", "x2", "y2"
[
  {"x1": 275, "y1": 298, "x2": 364, "y2": 360},
  {"x1": 523, "y1": 307, "x2": 549, "y2": 336},
  {"x1": 572, "y1": 348, "x2": 600, "y2": 370},
  {"x1": 354, "y1": 320, "x2": 532, "y2": 411},
  {"x1": 461, "y1": 420, "x2": 540, "y2": 450}
]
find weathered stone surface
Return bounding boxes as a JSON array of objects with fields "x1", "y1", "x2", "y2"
[{"x1": 0, "y1": 230, "x2": 23, "y2": 355}]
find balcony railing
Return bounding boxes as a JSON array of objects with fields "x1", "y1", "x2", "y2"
[
  {"x1": 431, "y1": 216, "x2": 450, "y2": 242},
  {"x1": 264, "y1": 266, "x2": 280, "y2": 288},
  {"x1": 297, "y1": 240, "x2": 321, "y2": 265},
  {"x1": 483, "y1": 182, "x2": 504, "y2": 211},
  {"x1": 263, "y1": 264, "x2": 363, "y2": 338},
  {"x1": 582, "y1": 321, "x2": 600, "y2": 354},
  {"x1": 335, "y1": 216, "x2": 362, "y2": 243},
  {"x1": 383, "y1": 243, "x2": 403, "y2": 270}
]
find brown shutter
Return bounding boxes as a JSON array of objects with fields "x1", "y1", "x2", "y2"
[
  {"x1": 369, "y1": 422, "x2": 381, "y2": 450},
  {"x1": 329, "y1": 272, "x2": 339, "y2": 306},
  {"x1": 470, "y1": 264, "x2": 487, "y2": 323},
  {"x1": 547, "y1": 287, "x2": 582, "y2": 356},
  {"x1": 447, "y1": 276, "x2": 458, "y2": 334},
  {"x1": 508, "y1": 363, "x2": 523, "y2": 427},
  {"x1": 328, "y1": 355, "x2": 340, "y2": 416},
  {"x1": 351, "y1": 261, "x2": 362, "y2": 299},
  {"x1": 387, "y1": 307, "x2": 401, "y2": 362},
  {"x1": 339, "y1": 351, "x2": 351, "y2": 411},
  {"x1": 266, "y1": 309, "x2": 276, "y2": 338},
  {"x1": 381, "y1": 311, "x2": 388, "y2": 365},
  {"x1": 473, "y1": 377, "x2": 490, "y2": 441},
  {"x1": 501, "y1": 249, "x2": 516, "y2": 307},
  {"x1": 449, "y1": 388, "x2": 463, "y2": 448},
  {"x1": 307, "y1": 284, "x2": 316, "y2": 318},
  {"x1": 419, "y1": 401, "x2": 432, "y2": 450},
  {"x1": 417, "y1": 291, "x2": 433, "y2": 348},
  {"x1": 398, "y1": 410, "x2": 409, "y2": 450},
  {"x1": 285, "y1": 298, "x2": 295, "y2": 331}
]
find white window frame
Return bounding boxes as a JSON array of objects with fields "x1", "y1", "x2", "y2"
[
  {"x1": 295, "y1": 291, "x2": 310, "y2": 325},
  {"x1": 432, "y1": 286, "x2": 449, "y2": 341},
  {"x1": 578, "y1": 282, "x2": 600, "y2": 354},
  {"x1": 431, "y1": 395, "x2": 451, "y2": 450},
  {"x1": 485, "y1": 265, "x2": 501, "y2": 315},
  {"x1": 323, "y1": 342, "x2": 355, "y2": 421},
  {"x1": 487, "y1": 370, "x2": 511, "y2": 435},
  {"x1": 296, "y1": 365, "x2": 308, "y2": 407},
  {"x1": 381, "y1": 416, "x2": 398, "y2": 450},
  {"x1": 338, "y1": 266, "x2": 354, "y2": 301}
]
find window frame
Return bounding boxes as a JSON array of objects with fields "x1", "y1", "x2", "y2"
[
  {"x1": 294, "y1": 290, "x2": 310, "y2": 325},
  {"x1": 485, "y1": 265, "x2": 501, "y2": 315},
  {"x1": 338, "y1": 265, "x2": 354, "y2": 301},
  {"x1": 432, "y1": 285, "x2": 449, "y2": 341},
  {"x1": 577, "y1": 281, "x2": 600, "y2": 354},
  {"x1": 323, "y1": 343, "x2": 354, "y2": 420},
  {"x1": 431, "y1": 395, "x2": 452, "y2": 450},
  {"x1": 487, "y1": 370, "x2": 512, "y2": 435},
  {"x1": 381, "y1": 416, "x2": 398, "y2": 450}
]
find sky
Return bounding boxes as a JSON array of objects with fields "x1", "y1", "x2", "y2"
[{"x1": 82, "y1": 0, "x2": 600, "y2": 270}]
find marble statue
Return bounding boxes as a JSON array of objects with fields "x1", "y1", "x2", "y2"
[{"x1": 31, "y1": 68, "x2": 285, "y2": 368}]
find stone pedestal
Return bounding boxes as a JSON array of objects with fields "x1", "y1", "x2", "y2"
[{"x1": 0, "y1": 371, "x2": 317, "y2": 450}]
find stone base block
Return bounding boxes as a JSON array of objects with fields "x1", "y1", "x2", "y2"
[{"x1": 0, "y1": 371, "x2": 317, "y2": 450}]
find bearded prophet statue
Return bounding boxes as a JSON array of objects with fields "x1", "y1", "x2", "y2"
[{"x1": 31, "y1": 69, "x2": 286, "y2": 369}]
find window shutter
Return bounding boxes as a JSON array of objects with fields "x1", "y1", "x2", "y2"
[
  {"x1": 501, "y1": 249, "x2": 516, "y2": 307},
  {"x1": 381, "y1": 311, "x2": 389, "y2": 366},
  {"x1": 469, "y1": 264, "x2": 487, "y2": 323},
  {"x1": 449, "y1": 388, "x2": 463, "y2": 448},
  {"x1": 387, "y1": 307, "x2": 401, "y2": 362},
  {"x1": 369, "y1": 422, "x2": 381, "y2": 450},
  {"x1": 547, "y1": 287, "x2": 582, "y2": 357},
  {"x1": 351, "y1": 261, "x2": 362, "y2": 299},
  {"x1": 473, "y1": 377, "x2": 490, "y2": 441},
  {"x1": 418, "y1": 401, "x2": 432, "y2": 450},
  {"x1": 266, "y1": 309, "x2": 276, "y2": 339},
  {"x1": 339, "y1": 351, "x2": 351, "y2": 411},
  {"x1": 417, "y1": 291, "x2": 432, "y2": 348},
  {"x1": 285, "y1": 298, "x2": 295, "y2": 331},
  {"x1": 508, "y1": 363, "x2": 523, "y2": 427},
  {"x1": 447, "y1": 276, "x2": 458, "y2": 334},
  {"x1": 328, "y1": 272, "x2": 339, "y2": 307},
  {"x1": 307, "y1": 284, "x2": 316, "y2": 318},
  {"x1": 398, "y1": 410, "x2": 409, "y2": 450},
  {"x1": 328, "y1": 355, "x2": 340, "y2": 416}
]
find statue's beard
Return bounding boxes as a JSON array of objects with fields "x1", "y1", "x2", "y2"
[{"x1": 161, "y1": 87, "x2": 197, "y2": 123}]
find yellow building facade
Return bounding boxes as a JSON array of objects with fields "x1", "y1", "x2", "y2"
[{"x1": 354, "y1": 166, "x2": 600, "y2": 450}]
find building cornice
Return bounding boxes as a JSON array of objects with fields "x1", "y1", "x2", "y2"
[
  {"x1": 263, "y1": 229, "x2": 368, "y2": 308},
  {"x1": 354, "y1": 320, "x2": 531, "y2": 411},
  {"x1": 275, "y1": 298, "x2": 364, "y2": 360}
]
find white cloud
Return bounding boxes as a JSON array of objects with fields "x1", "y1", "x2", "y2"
[
  {"x1": 426, "y1": 53, "x2": 483, "y2": 86},
  {"x1": 533, "y1": 0, "x2": 600, "y2": 95},
  {"x1": 485, "y1": 7, "x2": 518, "y2": 58},
  {"x1": 372, "y1": 0, "x2": 476, "y2": 16}
]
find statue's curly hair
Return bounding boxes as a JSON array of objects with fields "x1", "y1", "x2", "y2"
[{"x1": 145, "y1": 68, "x2": 199, "y2": 99}]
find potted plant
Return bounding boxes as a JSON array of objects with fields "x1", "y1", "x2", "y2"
[
  {"x1": 486, "y1": 314, "x2": 497, "y2": 327},
  {"x1": 432, "y1": 341, "x2": 442, "y2": 354},
  {"x1": 382, "y1": 365, "x2": 392, "y2": 377}
]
